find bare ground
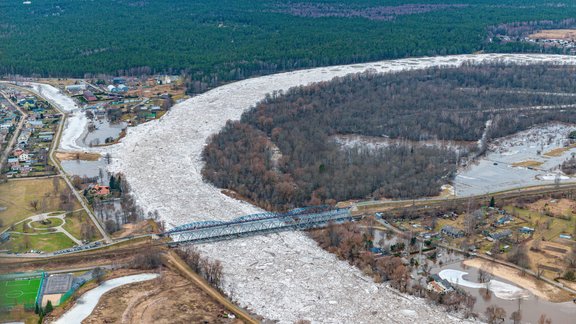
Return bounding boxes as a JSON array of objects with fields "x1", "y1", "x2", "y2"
[
  {"x1": 82, "y1": 267, "x2": 240, "y2": 324},
  {"x1": 528, "y1": 29, "x2": 576, "y2": 41}
]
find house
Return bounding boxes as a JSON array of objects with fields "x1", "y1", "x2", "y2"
[
  {"x1": 65, "y1": 84, "x2": 87, "y2": 93},
  {"x1": 90, "y1": 185, "x2": 110, "y2": 196},
  {"x1": 28, "y1": 120, "x2": 44, "y2": 128},
  {"x1": 18, "y1": 153, "x2": 30, "y2": 162},
  {"x1": 83, "y1": 90, "x2": 97, "y2": 102},
  {"x1": 107, "y1": 85, "x2": 117, "y2": 93},
  {"x1": 116, "y1": 84, "x2": 128, "y2": 92},
  {"x1": 112, "y1": 77, "x2": 126, "y2": 85},
  {"x1": 0, "y1": 232, "x2": 9, "y2": 243},
  {"x1": 496, "y1": 215, "x2": 513, "y2": 226},
  {"x1": 519, "y1": 227, "x2": 534, "y2": 234},
  {"x1": 490, "y1": 229, "x2": 512, "y2": 241},
  {"x1": 441, "y1": 225, "x2": 464, "y2": 238},
  {"x1": 427, "y1": 274, "x2": 454, "y2": 294}
]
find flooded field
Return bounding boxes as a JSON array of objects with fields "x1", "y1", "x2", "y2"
[
  {"x1": 60, "y1": 159, "x2": 109, "y2": 185},
  {"x1": 455, "y1": 124, "x2": 576, "y2": 196},
  {"x1": 83, "y1": 118, "x2": 126, "y2": 147}
]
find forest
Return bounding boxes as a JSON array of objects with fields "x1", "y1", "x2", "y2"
[
  {"x1": 2, "y1": 1, "x2": 576, "y2": 93},
  {"x1": 202, "y1": 63, "x2": 576, "y2": 211}
]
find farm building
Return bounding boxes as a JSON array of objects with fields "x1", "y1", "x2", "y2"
[
  {"x1": 83, "y1": 90, "x2": 97, "y2": 102},
  {"x1": 489, "y1": 229, "x2": 512, "y2": 240}
]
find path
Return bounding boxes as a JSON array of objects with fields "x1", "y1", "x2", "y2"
[{"x1": 4, "y1": 212, "x2": 82, "y2": 246}]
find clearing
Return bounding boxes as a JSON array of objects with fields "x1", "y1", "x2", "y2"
[
  {"x1": 80, "y1": 268, "x2": 241, "y2": 324},
  {"x1": 528, "y1": 29, "x2": 576, "y2": 40}
]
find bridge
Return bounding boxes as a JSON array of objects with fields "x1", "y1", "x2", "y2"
[{"x1": 164, "y1": 206, "x2": 354, "y2": 245}]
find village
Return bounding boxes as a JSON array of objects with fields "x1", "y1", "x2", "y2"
[
  {"x1": 0, "y1": 75, "x2": 185, "y2": 257},
  {"x1": 0, "y1": 85, "x2": 60, "y2": 178}
]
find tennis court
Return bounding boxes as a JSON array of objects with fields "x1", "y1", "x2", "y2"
[{"x1": 0, "y1": 277, "x2": 42, "y2": 308}]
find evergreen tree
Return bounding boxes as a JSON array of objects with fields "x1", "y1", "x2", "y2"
[
  {"x1": 489, "y1": 196, "x2": 495, "y2": 208},
  {"x1": 45, "y1": 300, "x2": 53, "y2": 314},
  {"x1": 109, "y1": 175, "x2": 116, "y2": 190}
]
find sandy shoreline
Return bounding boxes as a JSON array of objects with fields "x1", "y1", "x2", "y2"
[{"x1": 463, "y1": 258, "x2": 573, "y2": 302}]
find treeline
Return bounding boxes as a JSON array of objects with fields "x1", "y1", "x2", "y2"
[
  {"x1": 203, "y1": 63, "x2": 576, "y2": 210},
  {"x1": 2, "y1": 1, "x2": 576, "y2": 94}
]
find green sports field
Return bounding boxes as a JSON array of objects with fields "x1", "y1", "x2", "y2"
[{"x1": 0, "y1": 277, "x2": 42, "y2": 308}]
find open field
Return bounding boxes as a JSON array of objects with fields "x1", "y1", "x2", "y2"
[
  {"x1": 511, "y1": 160, "x2": 544, "y2": 168},
  {"x1": 0, "y1": 232, "x2": 75, "y2": 253},
  {"x1": 529, "y1": 29, "x2": 576, "y2": 40},
  {"x1": 55, "y1": 151, "x2": 101, "y2": 161},
  {"x1": 0, "y1": 178, "x2": 78, "y2": 231}
]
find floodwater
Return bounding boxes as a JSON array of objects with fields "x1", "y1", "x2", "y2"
[
  {"x1": 83, "y1": 118, "x2": 126, "y2": 147},
  {"x1": 455, "y1": 124, "x2": 576, "y2": 196},
  {"x1": 371, "y1": 228, "x2": 576, "y2": 323},
  {"x1": 53, "y1": 273, "x2": 159, "y2": 324},
  {"x1": 60, "y1": 159, "x2": 109, "y2": 185},
  {"x1": 432, "y1": 257, "x2": 576, "y2": 323}
]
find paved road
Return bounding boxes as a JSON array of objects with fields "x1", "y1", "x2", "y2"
[{"x1": 0, "y1": 90, "x2": 28, "y2": 171}]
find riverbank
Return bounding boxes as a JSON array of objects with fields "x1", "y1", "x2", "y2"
[{"x1": 463, "y1": 258, "x2": 573, "y2": 302}]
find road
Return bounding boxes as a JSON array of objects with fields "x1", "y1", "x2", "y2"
[{"x1": 0, "y1": 90, "x2": 28, "y2": 171}]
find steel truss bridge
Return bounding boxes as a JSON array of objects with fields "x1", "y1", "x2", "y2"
[{"x1": 164, "y1": 206, "x2": 354, "y2": 245}]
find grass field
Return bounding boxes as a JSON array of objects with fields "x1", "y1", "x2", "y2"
[
  {"x1": 0, "y1": 277, "x2": 42, "y2": 308},
  {"x1": 0, "y1": 232, "x2": 75, "y2": 253},
  {"x1": 0, "y1": 178, "x2": 79, "y2": 232}
]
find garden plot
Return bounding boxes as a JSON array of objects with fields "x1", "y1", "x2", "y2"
[
  {"x1": 101, "y1": 54, "x2": 576, "y2": 323},
  {"x1": 456, "y1": 123, "x2": 576, "y2": 196}
]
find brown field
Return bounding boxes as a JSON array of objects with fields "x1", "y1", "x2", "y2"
[
  {"x1": 511, "y1": 160, "x2": 544, "y2": 168},
  {"x1": 542, "y1": 145, "x2": 575, "y2": 157},
  {"x1": 528, "y1": 29, "x2": 576, "y2": 40},
  {"x1": 126, "y1": 83, "x2": 187, "y2": 99},
  {"x1": 55, "y1": 151, "x2": 101, "y2": 161},
  {"x1": 80, "y1": 268, "x2": 240, "y2": 324}
]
